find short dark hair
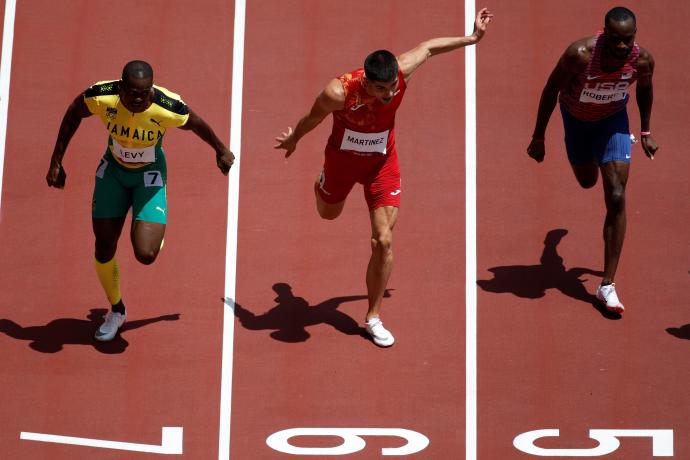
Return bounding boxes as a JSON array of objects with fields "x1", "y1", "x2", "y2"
[
  {"x1": 605, "y1": 6, "x2": 636, "y2": 26},
  {"x1": 364, "y1": 50, "x2": 398, "y2": 82},
  {"x1": 122, "y1": 60, "x2": 153, "y2": 81}
]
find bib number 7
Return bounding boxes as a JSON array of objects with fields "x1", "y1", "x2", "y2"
[{"x1": 144, "y1": 171, "x2": 164, "y2": 187}]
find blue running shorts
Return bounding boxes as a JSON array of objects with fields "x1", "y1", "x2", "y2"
[{"x1": 560, "y1": 103, "x2": 632, "y2": 166}]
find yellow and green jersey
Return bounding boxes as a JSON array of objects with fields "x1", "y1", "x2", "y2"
[{"x1": 84, "y1": 80, "x2": 189, "y2": 168}]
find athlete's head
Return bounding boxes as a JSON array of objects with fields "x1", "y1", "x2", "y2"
[
  {"x1": 120, "y1": 60, "x2": 154, "y2": 113},
  {"x1": 603, "y1": 7, "x2": 636, "y2": 60},
  {"x1": 363, "y1": 50, "x2": 399, "y2": 104}
]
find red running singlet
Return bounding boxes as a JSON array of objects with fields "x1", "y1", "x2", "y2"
[{"x1": 326, "y1": 68, "x2": 407, "y2": 156}]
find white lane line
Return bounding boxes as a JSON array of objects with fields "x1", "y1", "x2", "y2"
[
  {"x1": 465, "y1": 0, "x2": 478, "y2": 459},
  {"x1": 20, "y1": 427, "x2": 183, "y2": 455},
  {"x1": 0, "y1": 0, "x2": 17, "y2": 219},
  {"x1": 218, "y1": 0, "x2": 246, "y2": 458}
]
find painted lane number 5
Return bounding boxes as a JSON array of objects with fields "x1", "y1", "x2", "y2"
[{"x1": 514, "y1": 429, "x2": 674, "y2": 457}]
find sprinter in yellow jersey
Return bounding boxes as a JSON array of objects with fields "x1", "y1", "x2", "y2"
[{"x1": 46, "y1": 60, "x2": 234, "y2": 341}]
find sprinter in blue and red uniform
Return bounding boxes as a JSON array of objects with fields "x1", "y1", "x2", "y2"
[{"x1": 527, "y1": 7, "x2": 658, "y2": 315}]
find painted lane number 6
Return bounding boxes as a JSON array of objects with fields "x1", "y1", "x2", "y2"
[{"x1": 266, "y1": 428, "x2": 429, "y2": 456}]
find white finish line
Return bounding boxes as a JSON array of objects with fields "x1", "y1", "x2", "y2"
[{"x1": 20, "y1": 427, "x2": 183, "y2": 455}]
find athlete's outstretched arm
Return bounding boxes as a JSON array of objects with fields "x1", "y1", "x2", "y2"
[
  {"x1": 274, "y1": 78, "x2": 345, "y2": 158},
  {"x1": 636, "y1": 48, "x2": 658, "y2": 159},
  {"x1": 397, "y1": 7, "x2": 493, "y2": 81},
  {"x1": 527, "y1": 42, "x2": 586, "y2": 162},
  {"x1": 46, "y1": 94, "x2": 92, "y2": 188},
  {"x1": 179, "y1": 109, "x2": 235, "y2": 175}
]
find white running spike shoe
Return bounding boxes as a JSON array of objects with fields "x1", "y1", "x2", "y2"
[
  {"x1": 365, "y1": 317, "x2": 395, "y2": 347},
  {"x1": 596, "y1": 283, "x2": 625, "y2": 314},
  {"x1": 95, "y1": 311, "x2": 126, "y2": 341}
]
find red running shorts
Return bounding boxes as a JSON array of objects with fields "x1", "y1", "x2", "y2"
[{"x1": 317, "y1": 146, "x2": 401, "y2": 211}]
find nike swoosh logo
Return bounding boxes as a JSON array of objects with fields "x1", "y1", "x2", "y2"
[
  {"x1": 350, "y1": 103, "x2": 365, "y2": 111},
  {"x1": 390, "y1": 190, "x2": 401, "y2": 196},
  {"x1": 586, "y1": 75, "x2": 601, "y2": 80}
]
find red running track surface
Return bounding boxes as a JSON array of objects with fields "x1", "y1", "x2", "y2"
[
  {"x1": 477, "y1": 1, "x2": 690, "y2": 459},
  {"x1": 0, "y1": 1, "x2": 234, "y2": 459},
  {"x1": 0, "y1": 1, "x2": 688, "y2": 459}
]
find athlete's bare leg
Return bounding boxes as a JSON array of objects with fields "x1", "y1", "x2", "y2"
[
  {"x1": 599, "y1": 161, "x2": 629, "y2": 284},
  {"x1": 570, "y1": 159, "x2": 599, "y2": 189},
  {"x1": 314, "y1": 178, "x2": 345, "y2": 220},
  {"x1": 366, "y1": 206, "x2": 398, "y2": 321},
  {"x1": 92, "y1": 217, "x2": 165, "y2": 265},
  {"x1": 130, "y1": 220, "x2": 166, "y2": 265},
  {"x1": 93, "y1": 217, "x2": 126, "y2": 263}
]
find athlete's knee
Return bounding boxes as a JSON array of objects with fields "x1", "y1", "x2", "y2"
[
  {"x1": 572, "y1": 163, "x2": 598, "y2": 189},
  {"x1": 371, "y1": 229, "x2": 393, "y2": 256},
  {"x1": 94, "y1": 240, "x2": 118, "y2": 263},
  {"x1": 134, "y1": 247, "x2": 159, "y2": 265},
  {"x1": 575, "y1": 172, "x2": 598, "y2": 189},
  {"x1": 319, "y1": 212, "x2": 339, "y2": 221},
  {"x1": 579, "y1": 178, "x2": 597, "y2": 189},
  {"x1": 316, "y1": 197, "x2": 343, "y2": 220},
  {"x1": 606, "y1": 184, "x2": 626, "y2": 211},
  {"x1": 317, "y1": 207, "x2": 341, "y2": 220}
]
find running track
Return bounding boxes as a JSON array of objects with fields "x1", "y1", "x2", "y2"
[{"x1": 0, "y1": 1, "x2": 688, "y2": 459}]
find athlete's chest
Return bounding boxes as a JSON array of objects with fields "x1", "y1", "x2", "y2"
[
  {"x1": 340, "y1": 88, "x2": 402, "y2": 128},
  {"x1": 100, "y1": 104, "x2": 166, "y2": 145},
  {"x1": 576, "y1": 48, "x2": 638, "y2": 104}
]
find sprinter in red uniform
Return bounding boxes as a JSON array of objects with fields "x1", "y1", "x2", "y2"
[
  {"x1": 527, "y1": 7, "x2": 657, "y2": 315},
  {"x1": 275, "y1": 8, "x2": 493, "y2": 347}
]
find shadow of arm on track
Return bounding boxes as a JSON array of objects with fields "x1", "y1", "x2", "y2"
[
  {"x1": 119, "y1": 313, "x2": 180, "y2": 333},
  {"x1": 666, "y1": 325, "x2": 690, "y2": 340}
]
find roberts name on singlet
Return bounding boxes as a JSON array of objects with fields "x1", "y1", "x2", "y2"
[
  {"x1": 340, "y1": 128, "x2": 389, "y2": 155},
  {"x1": 579, "y1": 81, "x2": 630, "y2": 104}
]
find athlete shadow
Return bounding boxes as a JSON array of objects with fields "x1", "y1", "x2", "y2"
[
  {"x1": 0, "y1": 308, "x2": 180, "y2": 354},
  {"x1": 477, "y1": 228, "x2": 619, "y2": 319},
  {"x1": 227, "y1": 283, "x2": 389, "y2": 343},
  {"x1": 666, "y1": 325, "x2": 690, "y2": 341},
  {"x1": 668, "y1": 274, "x2": 690, "y2": 338}
]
